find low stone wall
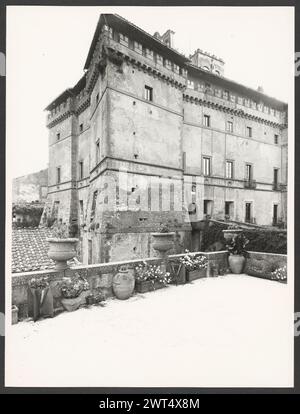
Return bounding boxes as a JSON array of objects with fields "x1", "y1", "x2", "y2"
[
  {"x1": 245, "y1": 251, "x2": 287, "y2": 281},
  {"x1": 12, "y1": 251, "x2": 227, "y2": 319},
  {"x1": 12, "y1": 250, "x2": 287, "y2": 319}
]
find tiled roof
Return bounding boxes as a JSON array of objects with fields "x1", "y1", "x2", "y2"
[{"x1": 12, "y1": 227, "x2": 55, "y2": 273}]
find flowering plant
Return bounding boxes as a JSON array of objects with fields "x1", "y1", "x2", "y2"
[
  {"x1": 51, "y1": 220, "x2": 69, "y2": 238},
  {"x1": 29, "y1": 276, "x2": 49, "y2": 289},
  {"x1": 226, "y1": 233, "x2": 249, "y2": 257},
  {"x1": 60, "y1": 273, "x2": 90, "y2": 299},
  {"x1": 179, "y1": 250, "x2": 208, "y2": 272},
  {"x1": 135, "y1": 261, "x2": 171, "y2": 285},
  {"x1": 271, "y1": 265, "x2": 287, "y2": 282}
]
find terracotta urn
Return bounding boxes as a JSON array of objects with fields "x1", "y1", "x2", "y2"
[
  {"x1": 47, "y1": 238, "x2": 79, "y2": 271},
  {"x1": 228, "y1": 255, "x2": 246, "y2": 274},
  {"x1": 112, "y1": 266, "x2": 135, "y2": 300}
]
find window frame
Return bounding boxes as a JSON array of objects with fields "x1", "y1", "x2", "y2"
[
  {"x1": 226, "y1": 120, "x2": 233, "y2": 133},
  {"x1": 203, "y1": 114, "x2": 211, "y2": 127},
  {"x1": 202, "y1": 156, "x2": 211, "y2": 176},
  {"x1": 226, "y1": 160, "x2": 234, "y2": 179},
  {"x1": 144, "y1": 85, "x2": 153, "y2": 102}
]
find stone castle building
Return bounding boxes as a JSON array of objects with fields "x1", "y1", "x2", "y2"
[{"x1": 43, "y1": 13, "x2": 288, "y2": 264}]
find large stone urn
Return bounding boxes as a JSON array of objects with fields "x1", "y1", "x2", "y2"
[
  {"x1": 47, "y1": 238, "x2": 79, "y2": 271},
  {"x1": 152, "y1": 232, "x2": 175, "y2": 256},
  {"x1": 222, "y1": 228, "x2": 243, "y2": 241}
]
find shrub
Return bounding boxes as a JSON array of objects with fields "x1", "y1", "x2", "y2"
[{"x1": 179, "y1": 250, "x2": 208, "y2": 271}]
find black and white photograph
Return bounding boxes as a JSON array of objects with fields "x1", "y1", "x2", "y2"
[{"x1": 4, "y1": 5, "x2": 294, "y2": 389}]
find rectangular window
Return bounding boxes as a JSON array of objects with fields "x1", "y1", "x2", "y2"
[
  {"x1": 79, "y1": 200, "x2": 84, "y2": 221},
  {"x1": 96, "y1": 93, "x2": 99, "y2": 103},
  {"x1": 79, "y1": 161, "x2": 84, "y2": 180},
  {"x1": 96, "y1": 140, "x2": 100, "y2": 164},
  {"x1": 274, "y1": 134, "x2": 279, "y2": 144},
  {"x1": 56, "y1": 132, "x2": 60, "y2": 141},
  {"x1": 56, "y1": 167, "x2": 61, "y2": 184},
  {"x1": 119, "y1": 33, "x2": 129, "y2": 46},
  {"x1": 204, "y1": 115, "x2": 210, "y2": 127},
  {"x1": 79, "y1": 123, "x2": 83, "y2": 133},
  {"x1": 246, "y1": 126, "x2": 252, "y2": 137},
  {"x1": 203, "y1": 156, "x2": 211, "y2": 176},
  {"x1": 273, "y1": 204, "x2": 278, "y2": 225},
  {"x1": 226, "y1": 121, "x2": 233, "y2": 133},
  {"x1": 274, "y1": 168, "x2": 279, "y2": 186},
  {"x1": 144, "y1": 85, "x2": 153, "y2": 101},
  {"x1": 226, "y1": 161, "x2": 234, "y2": 179},
  {"x1": 203, "y1": 200, "x2": 213, "y2": 216},
  {"x1": 225, "y1": 201, "x2": 234, "y2": 217},
  {"x1": 246, "y1": 164, "x2": 252, "y2": 181},
  {"x1": 187, "y1": 80, "x2": 194, "y2": 89},
  {"x1": 223, "y1": 90, "x2": 229, "y2": 100},
  {"x1": 91, "y1": 191, "x2": 98, "y2": 221},
  {"x1": 245, "y1": 202, "x2": 252, "y2": 222}
]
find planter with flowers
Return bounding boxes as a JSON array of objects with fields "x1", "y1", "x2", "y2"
[
  {"x1": 135, "y1": 261, "x2": 172, "y2": 293},
  {"x1": 179, "y1": 250, "x2": 208, "y2": 282},
  {"x1": 226, "y1": 233, "x2": 249, "y2": 274},
  {"x1": 27, "y1": 276, "x2": 54, "y2": 322},
  {"x1": 271, "y1": 265, "x2": 287, "y2": 283},
  {"x1": 47, "y1": 221, "x2": 79, "y2": 271},
  {"x1": 60, "y1": 273, "x2": 90, "y2": 312}
]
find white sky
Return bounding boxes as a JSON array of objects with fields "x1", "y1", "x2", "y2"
[{"x1": 7, "y1": 6, "x2": 294, "y2": 178}]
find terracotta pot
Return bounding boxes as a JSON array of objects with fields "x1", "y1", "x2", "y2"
[
  {"x1": 228, "y1": 255, "x2": 246, "y2": 274},
  {"x1": 47, "y1": 238, "x2": 79, "y2": 270},
  {"x1": 112, "y1": 267, "x2": 135, "y2": 300},
  {"x1": 222, "y1": 229, "x2": 243, "y2": 240},
  {"x1": 152, "y1": 232, "x2": 175, "y2": 254},
  {"x1": 61, "y1": 291, "x2": 88, "y2": 312}
]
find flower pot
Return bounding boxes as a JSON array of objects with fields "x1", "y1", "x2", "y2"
[
  {"x1": 12, "y1": 305, "x2": 18, "y2": 325},
  {"x1": 47, "y1": 238, "x2": 79, "y2": 270},
  {"x1": 152, "y1": 232, "x2": 175, "y2": 255},
  {"x1": 228, "y1": 255, "x2": 246, "y2": 274},
  {"x1": 135, "y1": 280, "x2": 166, "y2": 293},
  {"x1": 27, "y1": 286, "x2": 54, "y2": 322},
  {"x1": 112, "y1": 267, "x2": 135, "y2": 300},
  {"x1": 222, "y1": 229, "x2": 243, "y2": 240},
  {"x1": 61, "y1": 291, "x2": 88, "y2": 312},
  {"x1": 186, "y1": 268, "x2": 207, "y2": 282}
]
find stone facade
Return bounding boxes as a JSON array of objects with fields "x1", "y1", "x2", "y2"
[{"x1": 43, "y1": 14, "x2": 288, "y2": 265}]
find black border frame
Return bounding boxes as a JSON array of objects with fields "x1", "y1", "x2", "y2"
[{"x1": 0, "y1": 0, "x2": 298, "y2": 396}]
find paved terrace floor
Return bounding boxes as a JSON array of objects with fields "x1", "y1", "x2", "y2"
[{"x1": 6, "y1": 275, "x2": 292, "y2": 388}]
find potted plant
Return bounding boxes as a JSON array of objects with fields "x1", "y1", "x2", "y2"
[
  {"x1": 152, "y1": 224, "x2": 175, "y2": 256},
  {"x1": 222, "y1": 224, "x2": 243, "y2": 241},
  {"x1": 179, "y1": 250, "x2": 208, "y2": 282},
  {"x1": 60, "y1": 273, "x2": 90, "y2": 312},
  {"x1": 27, "y1": 276, "x2": 54, "y2": 322},
  {"x1": 86, "y1": 290, "x2": 106, "y2": 306},
  {"x1": 226, "y1": 233, "x2": 249, "y2": 274},
  {"x1": 135, "y1": 261, "x2": 172, "y2": 293},
  {"x1": 47, "y1": 221, "x2": 79, "y2": 270}
]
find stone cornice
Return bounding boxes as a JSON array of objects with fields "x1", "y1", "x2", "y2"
[{"x1": 183, "y1": 93, "x2": 286, "y2": 129}]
